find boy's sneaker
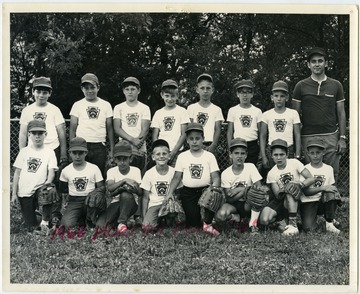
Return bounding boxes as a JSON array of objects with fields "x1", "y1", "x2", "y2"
[
  {"x1": 326, "y1": 222, "x2": 340, "y2": 234},
  {"x1": 203, "y1": 223, "x2": 220, "y2": 236},
  {"x1": 118, "y1": 223, "x2": 128, "y2": 234},
  {"x1": 249, "y1": 226, "x2": 259, "y2": 235},
  {"x1": 282, "y1": 225, "x2": 299, "y2": 236},
  {"x1": 34, "y1": 223, "x2": 50, "y2": 236},
  {"x1": 230, "y1": 214, "x2": 241, "y2": 223},
  {"x1": 277, "y1": 219, "x2": 288, "y2": 233},
  {"x1": 134, "y1": 216, "x2": 142, "y2": 227},
  {"x1": 332, "y1": 219, "x2": 340, "y2": 227}
]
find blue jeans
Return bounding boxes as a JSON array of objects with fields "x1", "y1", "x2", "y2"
[{"x1": 86, "y1": 142, "x2": 107, "y2": 179}]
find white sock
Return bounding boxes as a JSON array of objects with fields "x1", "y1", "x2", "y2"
[
  {"x1": 40, "y1": 220, "x2": 49, "y2": 226},
  {"x1": 249, "y1": 210, "x2": 260, "y2": 227}
]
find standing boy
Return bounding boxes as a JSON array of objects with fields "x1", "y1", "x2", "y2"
[
  {"x1": 187, "y1": 74, "x2": 224, "y2": 154},
  {"x1": 166, "y1": 122, "x2": 221, "y2": 235},
  {"x1": 69, "y1": 73, "x2": 115, "y2": 178},
  {"x1": 113, "y1": 76, "x2": 151, "y2": 173},
  {"x1": 216, "y1": 138, "x2": 263, "y2": 233},
  {"x1": 12, "y1": 120, "x2": 60, "y2": 233},
  {"x1": 141, "y1": 139, "x2": 181, "y2": 232},
  {"x1": 260, "y1": 80, "x2": 301, "y2": 172},
  {"x1": 292, "y1": 47, "x2": 347, "y2": 182},
  {"x1": 227, "y1": 79, "x2": 262, "y2": 165},
  {"x1": 96, "y1": 141, "x2": 142, "y2": 233},
  {"x1": 300, "y1": 138, "x2": 341, "y2": 233},
  {"x1": 19, "y1": 77, "x2": 67, "y2": 167},
  {"x1": 151, "y1": 79, "x2": 190, "y2": 166},
  {"x1": 59, "y1": 137, "x2": 105, "y2": 228},
  {"x1": 259, "y1": 139, "x2": 314, "y2": 235}
]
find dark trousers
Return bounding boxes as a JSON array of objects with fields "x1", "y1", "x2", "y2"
[
  {"x1": 61, "y1": 196, "x2": 98, "y2": 227},
  {"x1": 86, "y1": 142, "x2": 107, "y2": 179},
  {"x1": 179, "y1": 186, "x2": 215, "y2": 227},
  {"x1": 245, "y1": 140, "x2": 260, "y2": 165}
]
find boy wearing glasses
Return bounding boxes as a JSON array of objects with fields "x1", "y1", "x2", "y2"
[{"x1": 226, "y1": 79, "x2": 262, "y2": 165}]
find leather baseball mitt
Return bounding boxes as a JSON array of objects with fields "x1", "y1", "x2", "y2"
[
  {"x1": 284, "y1": 182, "x2": 304, "y2": 201},
  {"x1": 245, "y1": 185, "x2": 270, "y2": 212},
  {"x1": 321, "y1": 187, "x2": 343, "y2": 206},
  {"x1": 36, "y1": 183, "x2": 60, "y2": 206},
  {"x1": 158, "y1": 197, "x2": 185, "y2": 218},
  {"x1": 198, "y1": 186, "x2": 225, "y2": 213},
  {"x1": 84, "y1": 186, "x2": 107, "y2": 211}
]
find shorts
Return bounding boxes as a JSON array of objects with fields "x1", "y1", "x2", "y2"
[
  {"x1": 267, "y1": 198, "x2": 286, "y2": 216},
  {"x1": 231, "y1": 201, "x2": 251, "y2": 218}
]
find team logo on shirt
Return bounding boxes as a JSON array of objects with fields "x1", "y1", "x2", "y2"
[
  {"x1": 233, "y1": 181, "x2": 246, "y2": 188},
  {"x1": 197, "y1": 112, "x2": 209, "y2": 126},
  {"x1": 314, "y1": 175, "x2": 325, "y2": 187},
  {"x1": 189, "y1": 164, "x2": 204, "y2": 179},
  {"x1": 73, "y1": 177, "x2": 88, "y2": 192},
  {"x1": 86, "y1": 107, "x2": 100, "y2": 119},
  {"x1": 33, "y1": 112, "x2": 46, "y2": 121},
  {"x1": 27, "y1": 157, "x2": 41, "y2": 173},
  {"x1": 163, "y1": 116, "x2": 175, "y2": 131},
  {"x1": 155, "y1": 181, "x2": 169, "y2": 196},
  {"x1": 126, "y1": 113, "x2": 139, "y2": 127},
  {"x1": 273, "y1": 119, "x2": 287, "y2": 132},
  {"x1": 240, "y1": 115, "x2": 252, "y2": 128},
  {"x1": 279, "y1": 172, "x2": 293, "y2": 186}
]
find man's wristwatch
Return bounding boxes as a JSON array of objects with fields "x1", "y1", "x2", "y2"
[{"x1": 339, "y1": 135, "x2": 347, "y2": 140}]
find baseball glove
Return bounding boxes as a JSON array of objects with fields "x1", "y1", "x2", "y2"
[
  {"x1": 36, "y1": 183, "x2": 60, "y2": 206},
  {"x1": 158, "y1": 197, "x2": 185, "y2": 218},
  {"x1": 112, "y1": 182, "x2": 137, "y2": 197},
  {"x1": 245, "y1": 185, "x2": 270, "y2": 212},
  {"x1": 321, "y1": 187, "x2": 343, "y2": 206},
  {"x1": 198, "y1": 186, "x2": 225, "y2": 213},
  {"x1": 284, "y1": 182, "x2": 304, "y2": 201},
  {"x1": 84, "y1": 186, "x2": 107, "y2": 211}
]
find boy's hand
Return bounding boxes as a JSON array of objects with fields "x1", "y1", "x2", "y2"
[
  {"x1": 323, "y1": 185, "x2": 338, "y2": 193},
  {"x1": 130, "y1": 137, "x2": 143, "y2": 149},
  {"x1": 262, "y1": 157, "x2": 270, "y2": 169},
  {"x1": 11, "y1": 193, "x2": 19, "y2": 207}
]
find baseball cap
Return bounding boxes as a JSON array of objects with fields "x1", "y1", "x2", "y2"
[
  {"x1": 229, "y1": 138, "x2": 248, "y2": 149},
  {"x1": 307, "y1": 47, "x2": 326, "y2": 61},
  {"x1": 197, "y1": 73, "x2": 213, "y2": 83},
  {"x1": 185, "y1": 122, "x2": 204, "y2": 134},
  {"x1": 306, "y1": 138, "x2": 326, "y2": 149},
  {"x1": 28, "y1": 120, "x2": 46, "y2": 132},
  {"x1": 152, "y1": 139, "x2": 170, "y2": 150},
  {"x1": 69, "y1": 137, "x2": 88, "y2": 152},
  {"x1": 272, "y1": 80, "x2": 288, "y2": 93},
  {"x1": 114, "y1": 141, "x2": 132, "y2": 157},
  {"x1": 270, "y1": 139, "x2": 288, "y2": 149},
  {"x1": 235, "y1": 79, "x2": 254, "y2": 90},
  {"x1": 122, "y1": 77, "x2": 140, "y2": 87},
  {"x1": 33, "y1": 77, "x2": 52, "y2": 89},
  {"x1": 81, "y1": 73, "x2": 99, "y2": 86},
  {"x1": 161, "y1": 79, "x2": 178, "y2": 89}
]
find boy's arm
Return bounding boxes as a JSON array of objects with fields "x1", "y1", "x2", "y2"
[
  {"x1": 95, "y1": 180, "x2": 105, "y2": 188},
  {"x1": 19, "y1": 124, "x2": 28, "y2": 149},
  {"x1": 106, "y1": 117, "x2": 115, "y2": 158},
  {"x1": 45, "y1": 168, "x2": 56, "y2": 185},
  {"x1": 270, "y1": 182, "x2": 283, "y2": 199},
  {"x1": 259, "y1": 122, "x2": 269, "y2": 167},
  {"x1": 69, "y1": 115, "x2": 78, "y2": 141},
  {"x1": 152, "y1": 127, "x2": 160, "y2": 142},
  {"x1": 226, "y1": 122, "x2": 234, "y2": 150},
  {"x1": 303, "y1": 184, "x2": 338, "y2": 196},
  {"x1": 293, "y1": 123, "x2": 301, "y2": 158},
  {"x1": 208, "y1": 121, "x2": 222, "y2": 154},
  {"x1": 299, "y1": 168, "x2": 315, "y2": 188},
  {"x1": 107, "y1": 179, "x2": 126, "y2": 197},
  {"x1": 210, "y1": 170, "x2": 221, "y2": 187},
  {"x1": 11, "y1": 168, "x2": 21, "y2": 205},
  {"x1": 142, "y1": 190, "x2": 150, "y2": 219},
  {"x1": 336, "y1": 101, "x2": 347, "y2": 154},
  {"x1": 167, "y1": 171, "x2": 183, "y2": 199},
  {"x1": 55, "y1": 123, "x2": 68, "y2": 161},
  {"x1": 170, "y1": 124, "x2": 187, "y2": 161},
  {"x1": 113, "y1": 118, "x2": 143, "y2": 148},
  {"x1": 138, "y1": 119, "x2": 151, "y2": 144}
]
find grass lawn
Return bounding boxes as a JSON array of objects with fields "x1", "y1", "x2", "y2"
[{"x1": 8, "y1": 200, "x2": 350, "y2": 287}]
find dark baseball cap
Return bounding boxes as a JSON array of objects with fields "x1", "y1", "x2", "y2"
[
  {"x1": 197, "y1": 73, "x2": 213, "y2": 83},
  {"x1": 307, "y1": 47, "x2": 326, "y2": 61},
  {"x1": 81, "y1": 73, "x2": 99, "y2": 86},
  {"x1": 33, "y1": 77, "x2": 52, "y2": 89},
  {"x1": 122, "y1": 77, "x2": 140, "y2": 87},
  {"x1": 185, "y1": 122, "x2": 204, "y2": 134},
  {"x1": 152, "y1": 139, "x2": 170, "y2": 150},
  {"x1": 161, "y1": 79, "x2": 178, "y2": 89},
  {"x1": 306, "y1": 138, "x2": 326, "y2": 149},
  {"x1": 69, "y1": 137, "x2": 88, "y2": 152},
  {"x1": 270, "y1": 139, "x2": 288, "y2": 149},
  {"x1": 229, "y1": 138, "x2": 248, "y2": 149},
  {"x1": 28, "y1": 120, "x2": 46, "y2": 132},
  {"x1": 235, "y1": 79, "x2": 254, "y2": 90},
  {"x1": 114, "y1": 141, "x2": 132, "y2": 157},
  {"x1": 272, "y1": 80, "x2": 289, "y2": 93}
]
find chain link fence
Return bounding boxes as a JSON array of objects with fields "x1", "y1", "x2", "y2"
[{"x1": 9, "y1": 119, "x2": 349, "y2": 196}]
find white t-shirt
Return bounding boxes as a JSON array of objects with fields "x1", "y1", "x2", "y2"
[
  {"x1": 187, "y1": 102, "x2": 224, "y2": 142},
  {"x1": 221, "y1": 163, "x2": 262, "y2": 189},
  {"x1": 300, "y1": 163, "x2": 335, "y2": 203},
  {"x1": 60, "y1": 162, "x2": 103, "y2": 196},
  {"x1": 70, "y1": 97, "x2": 113, "y2": 143},
  {"x1": 141, "y1": 166, "x2": 176, "y2": 208},
  {"x1": 113, "y1": 101, "x2": 151, "y2": 153},
  {"x1": 106, "y1": 166, "x2": 142, "y2": 203},
  {"x1": 266, "y1": 159, "x2": 305, "y2": 188},
  {"x1": 13, "y1": 146, "x2": 58, "y2": 197},
  {"x1": 20, "y1": 102, "x2": 65, "y2": 150},
  {"x1": 175, "y1": 150, "x2": 219, "y2": 188},
  {"x1": 151, "y1": 105, "x2": 190, "y2": 151},
  {"x1": 227, "y1": 104, "x2": 262, "y2": 141},
  {"x1": 260, "y1": 108, "x2": 301, "y2": 146}
]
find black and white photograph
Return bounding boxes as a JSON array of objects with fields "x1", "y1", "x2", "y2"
[{"x1": 2, "y1": 2, "x2": 359, "y2": 293}]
